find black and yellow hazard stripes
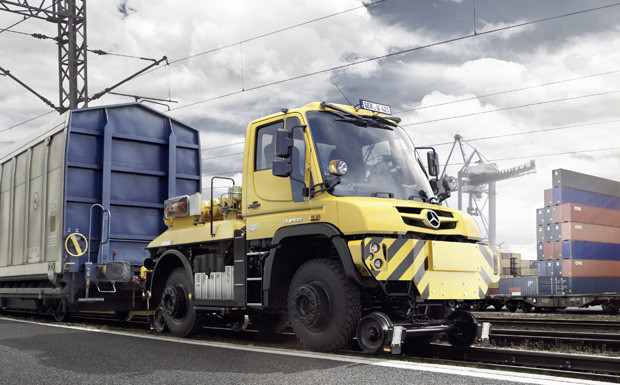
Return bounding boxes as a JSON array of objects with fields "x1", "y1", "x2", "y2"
[{"x1": 347, "y1": 237, "x2": 500, "y2": 300}]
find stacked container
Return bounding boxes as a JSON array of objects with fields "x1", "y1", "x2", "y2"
[
  {"x1": 498, "y1": 252, "x2": 538, "y2": 295},
  {"x1": 535, "y1": 169, "x2": 620, "y2": 295}
]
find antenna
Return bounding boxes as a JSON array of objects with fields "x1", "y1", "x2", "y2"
[{"x1": 333, "y1": 83, "x2": 352, "y2": 105}]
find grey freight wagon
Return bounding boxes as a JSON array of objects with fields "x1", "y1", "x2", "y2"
[{"x1": 0, "y1": 104, "x2": 201, "y2": 320}]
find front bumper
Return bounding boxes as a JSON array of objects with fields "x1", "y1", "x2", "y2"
[{"x1": 348, "y1": 237, "x2": 499, "y2": 300}]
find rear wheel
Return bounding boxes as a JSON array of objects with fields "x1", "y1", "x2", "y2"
[
  {"x1": 52, "y1": 300, "x2": 70, "y2": 322},
  {"x1": 161, "y1": 268, "x2": 201, "y2": 337},
  {"x1": 287, "y1": 258, "x2": 361, "y2": 352}
]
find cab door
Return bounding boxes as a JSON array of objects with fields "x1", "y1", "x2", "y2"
[{"x1": 243, "y1": 114, "x2": 310, "y2": 228}]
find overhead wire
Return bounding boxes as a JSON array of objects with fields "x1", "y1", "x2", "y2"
[
  {"x1": 4, "y1": 2, "x2": 620, "y2": 143},
  {"x1": 401, "y1": 90, "x2": 620, "y2": 127},
  {"x1": 393, "y1": 68, "x2": 620, "y2": 115},
  {"x1": 425, "y1": 118, "x2": 620, "y2": 147},
  {"x1": 169, "y1": 2, "x2": 620, "y2": 112}
]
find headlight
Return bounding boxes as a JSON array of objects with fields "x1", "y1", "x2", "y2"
[
  {"x1": 442, "y1": 176, "x2": 458, "y2": 192},
  {"x1": 328, "y1": 159, "x2": 348, "y2": 176},
  {"x1": 370, "y1": 243, "x2": 380, "y2": 253}
]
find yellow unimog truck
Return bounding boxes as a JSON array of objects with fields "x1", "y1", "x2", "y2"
[{"x1": 146, "y1": 100, "x2": 499, "y2": 354}]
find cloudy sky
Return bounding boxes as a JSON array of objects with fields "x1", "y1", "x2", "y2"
[{"x1": 1, "y1": 0, "x2": 620, "y2": 258}]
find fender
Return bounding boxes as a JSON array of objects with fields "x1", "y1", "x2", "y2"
[
  {"x1": 262, "y1": 223, "x2": 375, "y2": 307},
  {"x1": 149, "y1": 249, "x2": 193, "y2": 308}
]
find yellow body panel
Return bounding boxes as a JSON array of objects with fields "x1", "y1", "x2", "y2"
[
  {"x1": 352, "y1": 237, "x2": 499, "y2": 300},
  {"x1": 148, "y1": 217, "x2": 245, "y2": 248}
]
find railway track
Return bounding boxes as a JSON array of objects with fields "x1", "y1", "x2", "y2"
[
  {"x1": 3, "y1": 310, "x2": 620, "y2": 382},
  {"x1": 477, "y1": 315, "x2": 620, "y2": 331}
]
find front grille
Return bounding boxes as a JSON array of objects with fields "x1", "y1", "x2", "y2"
[{"x1": 396, "y1": 206, "x2": 458, "y2": 230}]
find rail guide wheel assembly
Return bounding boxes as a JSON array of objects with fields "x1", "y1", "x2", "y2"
[
  {"x1": 446, "y1": 310, "x2": 478, "y2": 348},
  {"x1": 356, "y1": 312, "x2": 405, "y2": 354}
]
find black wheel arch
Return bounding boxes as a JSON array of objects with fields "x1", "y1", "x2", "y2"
[
  {"x1": 149, "y1": 249, "x2": 193, "y2": 307},
  {"x1": 262, "y1": 223, "x2": 375, "y2": 309}
]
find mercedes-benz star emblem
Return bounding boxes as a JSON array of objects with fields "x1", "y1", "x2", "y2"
[{"x1": 425, "y1": 210, "x2": 441, "y2": 229}]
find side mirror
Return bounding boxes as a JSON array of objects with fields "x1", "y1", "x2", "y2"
[
  {"x1": 427, "y1": 151, "x2": 439, "y2": 177},
  {"x1": 272, "y1": 159, "x2": 292, "y2": 177},
  {"x1": 275, "y1": 129, "x2": 293, "y2": 158}
]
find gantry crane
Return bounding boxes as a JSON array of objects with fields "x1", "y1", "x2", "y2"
[{"x1": 442, "y1": 134, "x2": 536, "y2": 246}]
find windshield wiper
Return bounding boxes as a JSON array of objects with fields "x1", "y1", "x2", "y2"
[
  {"x1": 334, "y1": 117, "x2": 390, "y2": 129},
  {"x1": 321, "y1": 102, "x2": 398, "y2": 130}
]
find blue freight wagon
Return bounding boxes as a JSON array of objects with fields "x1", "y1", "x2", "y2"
[{"x1": 0, "y1": 104, "x2": 201, "y2": 319}]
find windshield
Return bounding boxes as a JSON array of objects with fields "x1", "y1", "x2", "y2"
[{"x1": 306, "y1": 110, "x2": 435, "y2": 201}]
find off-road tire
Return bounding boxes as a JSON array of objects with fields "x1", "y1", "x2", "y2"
[
  {"x1": 161, "y1": 268, "x2": 202, "y2": 337},
  {"x1": 287, "y1": 258, "x2": 361, "y2": 352}
]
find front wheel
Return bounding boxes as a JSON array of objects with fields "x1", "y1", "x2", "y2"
[
  {"x1": 161, "y1": 268, "x2": 201, "y2": 337},
  {"x1": 287, "y1": 259, "x2": 361, "y2": 352}
]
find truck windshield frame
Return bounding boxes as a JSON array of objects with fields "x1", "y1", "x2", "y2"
[{"x1": 305, "y1": 110, "x2": 435, "y2": 201}]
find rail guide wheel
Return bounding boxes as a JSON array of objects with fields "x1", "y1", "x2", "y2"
[
  {"x1": 356, "y1": 311, "x2": 393, "y2": 354},
  {"x1": 152, "y1": 307, "x2": 168, "y2": 333},
  {"x1": 447, "y1": 310, "x2": 478, "y2": 349}
]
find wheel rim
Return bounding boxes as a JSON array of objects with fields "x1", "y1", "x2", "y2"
[
  {"x1": 447, "y1": 310, "x2": 477, "y2": 348},
  {"x1": 356, "y1": 312, "x2": 392, "y2": 354},
  {"x1": 293, "y1": 281, "x2": 331, "y2": 330},
  {"x1": 153, "y1": 307, "x2": 167, "y2": 333},
  {"x1": 162, "y1": 284, "x2": 188, "y2": 319}
]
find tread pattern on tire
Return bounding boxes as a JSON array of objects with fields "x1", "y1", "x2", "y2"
[{"x1": 288, "y1": 258, "x2": 361, "y2": 352}]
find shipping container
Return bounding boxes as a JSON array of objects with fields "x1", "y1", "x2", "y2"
[
  {"x1": 552, "y1": 260, "x2": 562, "y2": 276},
  {"x1": 0, "y1": 104, "x2": 201, "y2": 310},
  {"x1": 487, "y1": 287, "x2": 500, "y2": 295},
  {"x1": 537, "y1": 260, "x2": 548, "y2": 277},
  {"x1": 543, "y1": 242, "x2": 553, "y2": 260},
  {"x1": 520, "y1": 267, "x2": 537, "y2": 276},
  {"x1": 544, "y1": 188, "x2": 552, "y2": 207},
  {"x1": 552, "y1": 169, "x2": 620, "y2": 198},
  {"x1": 536, "y1": 207, "x2": 553, "y2": 226},
  {"x1": 552, "y1": 187, "x2": 620, "y2": 210},
  {"x1": 537, "y1": 242, "x2": 544, "y2": 260},
  {"x1": 536, "y1": 226, "x2": 544, "y2": 244},
  {"x1": 561, "y1": 259, "x2": 620, "y2": 277},
  {"x1": 560, "y1": 222, "x2": 620, "y2": 244},
  {"x1": 553, "y1": 241, "x2": 562, "y2": 259},
  {"x1": 554, "y1": 277, "x2": 620, "y2": 295},
  {"x1": 562, "y1": 241, "x2": 620, "y2": 261},
  {"x1": 550, "y1": 223, "x2": 562, "y2": 242},
  {"x1": 544, "y1": 224, "x2": 553, "y2": 242},
  {"x1": 499, "y1": 276, "x2": 538, "y2": 296},
  {"x1": 537, "y1": 276, "x2": 553, "y2": 295},
  {"x1": 552, "y1": 203, "x2": 620, "y2": 227}
]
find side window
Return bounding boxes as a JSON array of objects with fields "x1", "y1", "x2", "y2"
[{"x1": 255, "y1": 121, "x2": 284, "y2": 171}]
